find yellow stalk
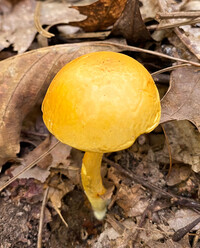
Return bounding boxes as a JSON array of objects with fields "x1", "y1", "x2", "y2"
[{"x1": 81, "y1": 152, "x2": 107, "y2": 220}]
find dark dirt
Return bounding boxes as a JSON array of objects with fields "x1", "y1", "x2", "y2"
[
  {"x1": 50, "y1": 189, "x2": 104, "y2": 248},
  {"x1": 0, "y1": 195, "x2": 50, "y2": 248}
]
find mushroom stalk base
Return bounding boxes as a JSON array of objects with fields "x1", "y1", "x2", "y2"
[{"x1": 81, "y1": 152, "x2": 107, "y2": 220}]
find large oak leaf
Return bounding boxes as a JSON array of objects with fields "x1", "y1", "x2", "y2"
[
  {"x1": 160, "y1": 67, "x2": 200, "y2": 131},
  {"x1": 0, "y1": 42, "x2": 122, "y2": 166}
]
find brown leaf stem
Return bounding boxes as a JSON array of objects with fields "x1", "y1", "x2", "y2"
[
  {"x1": 34, "y1": 1, "x2": 55, "y2": 38},
  {"x1": 151, "y1": 63, "x2": 191, "y2": 76}
]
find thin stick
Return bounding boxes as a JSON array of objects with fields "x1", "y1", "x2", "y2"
[
  {"x1": 156, "y1": 11, "x2": 200, "y2": 20},
  {"x1": 61, "y1": 31, "x2": 111, "y2": 39},
  {"x1": 151, "y1": 63, "x2": 190, "y2": 76},
  {"x1": 53, "y1": 205, "x2": 69, "y2": 228},
  {"x1": 37, "y1": 187, "x2": 50, "y2": 248},
  {"x1": 157, "y1": 17, "x2": 200, "y2": 30},
  {"x1": 100, "y1": 42, "x2": 200, "y2": 67},
  {"x1": 0, "y1": 141, "x2": 60, "y2": 192},
  {"x1": 34, "y1": 1, "x2": 54, "y2": 38}
]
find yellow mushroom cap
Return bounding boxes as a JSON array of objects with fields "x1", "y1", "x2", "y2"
[{"x1": 42, "y1": 51, "x2": 161, "y2": 152}]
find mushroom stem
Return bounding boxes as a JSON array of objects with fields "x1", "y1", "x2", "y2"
[{"x1": 81, "y1": 152, "x2": 107, "y2": 220}]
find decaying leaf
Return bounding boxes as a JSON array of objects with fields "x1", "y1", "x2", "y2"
[
  {"x1": 108, "y1": 167, "x2": 149, "y2": 217},
  {"x1": 157, "y1": 0, "x2": 200, "y2": 59},
  {"x1": 168, "y1": 209, "x2": 200, "y2": 231},
  {"x1": 0, "y1": 0, "x2": 86, "y2": 53},
  {"x1": 112, "y1": 0, "x2": 151, "y2": 44},
  {"x1": 115, "y1": 184, "x2": 149, "y2": 217},
  {"x1": 93, "y1": 227, "x2": 121, "y2": 248},
  {"x1": 70, "y1": 0, "x2": 127, "y2": 31},
  {"x1": 161, "y1": 67, "x2": 200, "y2": 131},
  {"x1": 175, "y1": 25, "x2": 200, "y2": 60},
  {"x1": 166, "y1": 164, "x2": 191, "y2": 186},
  {"x1": 168, "y1": 33, "x2": 197, "y2": 62},
  {"x1": 49, "y1": 179, "x2": 74, "y2": 209},
  {"x1": 140, "y1": 0, "x2": 160, "y2": 22},
  {"x1": 156, "y1": 121, "x2": 200, "y2": 173},
  {"x1": 0, "y1": 42, "x2": 122, "y2": 167},
  {"x1": 12, "y1": 136, "x2": 72, "y2": 182},
  {"x1": 182, "y1": 0, "x2": 200, "y2": 11}
]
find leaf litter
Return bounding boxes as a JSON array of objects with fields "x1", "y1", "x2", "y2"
[
  {"x1": 0, "y1": 0, "x2": 87, "y2": 53},
  {"x1": 0, "y1": 0, "x2": 200, "y2": 247}
]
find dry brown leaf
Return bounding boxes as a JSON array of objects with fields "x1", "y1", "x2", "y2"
[
  {"x1": 182, "y1": 0, "x2": 200, "y2": 11},
  {"x1": 168, "y1": 209, "x2": 200, "y2": 231},
  {"x1": 115, "y1": 184, "x2": 149, "y2": 217},
  {"x1": 49, "y1": 180, "x2": 74, "y2": 209},
  {"x1": 12, "y1": 136, "x2": 72, "y2": 182},
  {"x1": 0, "y1": 42, "x2": 122, "y2": 167},
  {"x1": 108, "y1": 166, "x2": 149, "y2": 217},
  {"x1": 168, "y1": 33, "x2": 197, "y2": 62},
  {"x1": 70, "y1": 0, "x2": 127, "y2": 31},
  {"x1": 175, "y1": 0, "x2": 200, "y2": 60},
  {"x1": 166, "y1": 164, "x2": 191, "y2": 186},
  {"x1": 175, "y1": 24, "x2": 200, "y2": 60},
  {"x1": 112, "y1": 0, "x2": 152, "y2": 44},
  {"x1": 140, "y1": 0, "x2": 160, "y2": 22},
  {"x1": 161, "y1": 67, "x2": 200, "y2": 131},
  {"x1": 156, "y1": 121, "x2": 200, "y2": 173},
  {"x1": 0, "y1": 0, "x2": 86, "y2": 53},
  {"x1": 158, "y1": 0, "x2": 186, "y2": 13}
]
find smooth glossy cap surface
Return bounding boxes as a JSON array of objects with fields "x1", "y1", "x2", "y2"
[{"x1": 42, "y1": 51, "x2": 161, "y2": 152}]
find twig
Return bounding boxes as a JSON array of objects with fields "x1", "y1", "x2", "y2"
[
  {"x1": 156, "y1": 11, "x2": 200, "y2": 20},
  {"x1": 61, "y1": 31, "x2": 111, "y2": 39},
  {"x1": 100, "y1": 42, "x2": 200, "y2": 67},
  {"x1": 151, "y1": 63, "x2": 191, "y2": 76},
  {"x1": 53, "y1": 205, "x2": 68, "y2": 229},
  {"x1": 157, "y1": 17, "x2": 200, "y2": 30},
  {"x1": 34, "y1": 1, "x2": 54, "y2": 38},
  {"x1": 0, "y1": 141, "x2": 60, "y2": 192},
  {"x1": 37, "y1": 187, "x2": 49, "y2": 248}
]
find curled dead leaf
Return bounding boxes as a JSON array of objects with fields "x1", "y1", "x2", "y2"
[
  {"x1": 112, "y1": 0, "x2": 152, "y2": 44},
  {"x1": 49, "y1": 180, "x2": 74, "y2": 209},
  {"x1": 70, "y1": 0, "x2": 127, "y2": 31}
]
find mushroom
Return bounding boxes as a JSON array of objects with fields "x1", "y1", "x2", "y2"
[{"x1": 42, "y1": 51, "x2": 161, "y2": 220}]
